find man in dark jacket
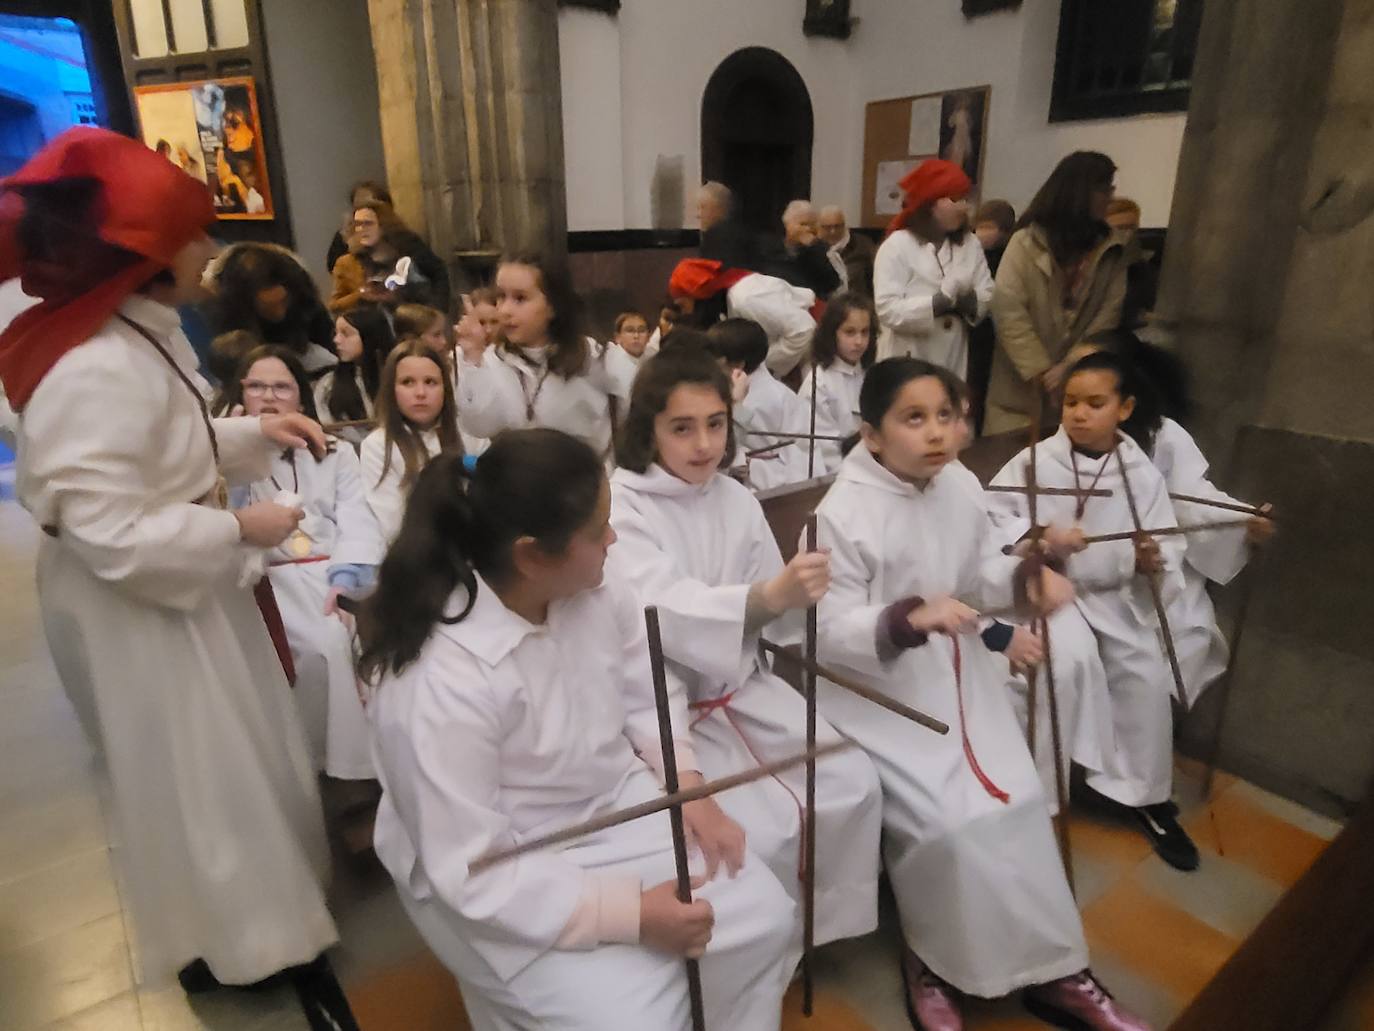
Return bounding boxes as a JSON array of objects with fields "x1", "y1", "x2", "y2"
[
  {"x1": 697, "y1": 182, "x2": 758, "y2": 269},
  {"x1": 818, "y1": 205, "x2": 877, "y2": 298},
  {"x1": 758, "y1": 199, "x2": 842, "y2": 298}
]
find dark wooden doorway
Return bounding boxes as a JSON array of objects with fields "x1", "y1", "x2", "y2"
[{"x1": 701, "y1": 47, "x2": 814, "y2": 237}]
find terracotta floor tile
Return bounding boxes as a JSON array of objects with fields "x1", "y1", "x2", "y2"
[
  {"x1": 1081, "y1": 879, "x2": 1238, "y2": 1000},
  {"x1": 346, "y1": 951, "x2": 471, "y2": 1031},
  {"x1": 1182, "y1": 786, "x2": 1329, "y2": 887},
  {"x1": 1067, "y1": 811, "x2": 1155, "y2": 871},
  {"x1": 780, "y1": 983, "x2": 876, "y2": 1030}
]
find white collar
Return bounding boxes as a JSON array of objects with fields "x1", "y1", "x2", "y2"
[{"x1": 612, "y1": 462, "x2": 721, "y2": 499}]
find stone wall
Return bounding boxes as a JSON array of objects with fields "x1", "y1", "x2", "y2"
[{"x1": 1160, "y1": 0, "x2": 1374, "y2": 815}]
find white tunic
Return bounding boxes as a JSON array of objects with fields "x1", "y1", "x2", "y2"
[
  {"x1": 725, "y1": 273, "x2": 817, "y2": 379},
  {"x1": 797, "y1": 360, "x2": 864, "y2": 474},
  {"x1": 16, "y1": 295, "x2": 336, "y2": 986},
  {"x1": 370, "y1": 571, "x2": 796, "y2": 1031},
  {"x1": 735, "y1": 365, "x2": 816, "y2": 492},
  {"x1": 814, "y1": 444, "x2": 1087, "y2": 997},
  {"x1": 609, "y1": 465, "x2": 882, "y2": 946},
  {"x1": 455, "y1": 340, "x2": 635, "y2": 462},
  {"x1": 239, "y1": 444, "x2": 384, "y2": 779},
  {"x1": 1151, "y1": 418, "x2": 1251, "y2": 704},
  {"x1": 986, "y1": 428, "x2": 1187, "y2": 807},
  {"x1": 873, "y1": 230, "x2": 994, "y2": 379},
  {"x1": 359, "y1": 426, "x2": 441, "y2": 544}
]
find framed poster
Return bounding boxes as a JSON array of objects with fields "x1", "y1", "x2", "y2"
[
  {"x1": 133, "y1": 76, "x2": 274, "y2": 221},
  {"x1": 861, "y1": 85, "x2": 991, "y2": 229}
]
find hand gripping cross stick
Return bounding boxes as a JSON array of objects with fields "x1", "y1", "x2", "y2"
[{"x1": 1022, "y1": 387, "x2": 1074, "y2": 888}]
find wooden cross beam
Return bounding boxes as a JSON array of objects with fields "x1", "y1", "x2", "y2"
[
  {"x1": 1079, "y1": 518, "x2": 1252, "y2": 546},
  {"x1": 984, "y1": 483, "x2": 1112, "y2": 499}
]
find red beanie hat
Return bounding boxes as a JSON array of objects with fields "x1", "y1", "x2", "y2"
[{"x1": 885, "y1": 158, "x2": 973, "y2": 238}]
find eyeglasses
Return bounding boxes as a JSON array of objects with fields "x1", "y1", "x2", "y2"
[{"x1": 241, "y1": 380, "x2": 298, "y2": 399}]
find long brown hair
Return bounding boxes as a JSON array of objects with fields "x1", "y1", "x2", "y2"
[
  {"x1": 373, "y1": 339, "x2": 462, "y2": 488},
  {"x1": 497, "y1": 251, "x2": 589, "y2": 378},
  {"x1": 615, "y1": 344, "x2": 736, "y2": 473},
  {"x1": 1017, "y1": 151, "x2": 1117, "y2": 267}
]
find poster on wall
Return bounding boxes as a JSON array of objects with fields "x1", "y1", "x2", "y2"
[
  {"x1": 133, "y1": 77, "x2": 274, "y2": 221},
  {"x1": 861, "y1": 84, "x2": 991, "y2": 228}
]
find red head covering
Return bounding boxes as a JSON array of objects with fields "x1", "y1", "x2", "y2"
[
  {"x1": 0, "y1": 126, "x2": 215, "y2": 411},
  {"x1": 668, "y1": 258, "x2": 753, "y2": 301},
  {"x1": 885, "y1": 158, "x2": 973, "y2": 238}
]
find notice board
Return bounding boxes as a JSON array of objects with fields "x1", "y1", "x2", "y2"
[{"x1": 861, "y1": 85, "x2": 991, "y2": 229}]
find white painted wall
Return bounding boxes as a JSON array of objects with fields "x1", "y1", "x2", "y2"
[
  {"x1": 262, "y1": 0, "x2": 387, "y2": 287},
  {"x1": 558, "y1": 0, "x2": 1186, "y2": 232}
]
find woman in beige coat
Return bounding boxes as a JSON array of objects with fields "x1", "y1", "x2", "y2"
[{"x1": 986, "y1": 152, "x2": 1127, "y2": 435}]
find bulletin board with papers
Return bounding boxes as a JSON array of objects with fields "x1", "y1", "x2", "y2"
[{"x1": 861, "y1": 85, "x2": 991, "y2": 228}]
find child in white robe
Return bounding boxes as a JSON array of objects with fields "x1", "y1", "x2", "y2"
[
  {"x1": 313, "y1": 304, "x2": 394, "y2": 449},
  {"x1": 360, "y1": 430, "x2": 797, "y2": 1031},
  {"x1": 1149, "y1": 415, "x2": 1274, "y2": 703},
  {"x1": 814, "y1": 356, "x2": 1148, "y2": 1031},
  {"x1": 797, "y1": 292, "x2": 876, "y2": 474},
  {"x1": 360, "y1": 339, "x2": 463, "y2": 543},
  {"x1": 706, "y1": 318, "x2": 814, "y2": 491},
  {"x1": 453, "y1": 253, "x2": 635, "y2": 463},
  {"x1": 229, "y1": 346, "x2": 385, "y2": 781},
  {"x1": 610, "y1": 309, "x2": 652, "y2": 367},
  {"x1": 986, "y1": 350, "x2": 1197, "y2": 871},
  {"x1": 609, "y1": 345, "x2": 883, "y2": 947}
]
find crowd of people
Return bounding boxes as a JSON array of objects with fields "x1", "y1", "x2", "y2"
[{"x1": 0, "y1": 126, "x2": 1274, "y2": 1031}]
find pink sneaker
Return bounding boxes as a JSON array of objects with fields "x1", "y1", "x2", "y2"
[
  {"x1": 900, "y1": 954, "x2": 963, "y2": 1031},
  {"x1": 1024, "y1": 970, "x2": 1153, "y2": 1030}
]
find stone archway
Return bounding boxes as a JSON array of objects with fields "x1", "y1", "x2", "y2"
[{"x1": 701, "y1": 47, "x2": 814, "y2": 235}]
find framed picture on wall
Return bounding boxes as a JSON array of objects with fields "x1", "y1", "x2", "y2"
[{"x1": 133, "y1": 76, "x2": 274, "y2": 221}]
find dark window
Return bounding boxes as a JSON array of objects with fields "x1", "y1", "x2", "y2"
[
  {"x1": 1051, "y1": 0, "x2": 1203, "y2": 122},
  {"x1": 558, "y1": 0, "x2": 620, "y2": 12}
]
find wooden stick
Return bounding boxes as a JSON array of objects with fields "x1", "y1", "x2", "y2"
[
  {"x1": 985, "y1": 484, "x2": 1112, "y2": 499},
  {"x1": 1040, "y1": 614, "x2": 1074, "y2": 890},
  {"x1": 1114, "y1": 444, "x2": 1189, "y2": 707},
  {"x1": 1080, "y1": 518, "x2": 1252, "y2": 545},
  {"x1": 741, "y1": 429, "x2": 849, "y2": 442},
  {"x1": 807, "y1": 361, "x2": 820, "y2": 481},
  {"x1": 744, "y1": 439, "x2": 796, "y2": 459},
  {"x1": 469, "y1": 740, "x2": 855, "y2": 872},
  {"x1": 321, "y1": 418, "x2": 376, "y2": 434},
  {"x1": 1203, "y1": 546, "x2": 1262, "y2": 800},
  {"x1": 760, "y1": 640, "x2": 950, "y2": 736},
  {"x1": 801, "y1": 516, "x2": 818, "y2": 1016},
  {"x1": 644, "y1": 606, "x2": 706, "y2": 1031},
  {"x1": 1024, "y1": 394, "x2": 1042, "y2": 759},
  {"x1": 1169, "y1": 493, "x2": 1270, "y2": 519}
]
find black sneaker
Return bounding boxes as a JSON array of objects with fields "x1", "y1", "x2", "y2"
[
  {"x1": 177, "y1": 958, "x2": 221, "y2": 995},
  {"x1": 1135, "y1": 801, "x2": 1200, "y2": 871}
]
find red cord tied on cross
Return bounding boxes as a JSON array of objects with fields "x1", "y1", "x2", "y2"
[
  {"x1": 688, "y1": 687, "x2": 810, "y2": 879},
  {"x1": 951, "y1": 636, "x2": 1010, "y2": 804}
]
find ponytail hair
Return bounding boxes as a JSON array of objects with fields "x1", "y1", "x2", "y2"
[
  {"x1": 356, "y1": 429, "x2": 607, "y2": 682},
  {"x1": 1064, "y1": 348, "x2": 1163, "y2": 453}
]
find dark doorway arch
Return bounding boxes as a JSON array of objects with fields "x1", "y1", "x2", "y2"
[{"x1": 701, "y1": 47, "x2": 814, "y2": 236}]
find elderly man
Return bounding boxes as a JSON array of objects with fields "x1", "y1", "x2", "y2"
[
  {"x1": 760, "y1": 199, "x2": 842, "y2": 299},
  {"x1": 697, "y1": 181, "x2": 758, "y2": 270},
  {"x1": 818, "y1": 205, "x2": 876, "y2": 298}
]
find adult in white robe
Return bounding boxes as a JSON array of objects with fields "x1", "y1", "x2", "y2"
[
  {"x1": 734, "y1": 364, "x2": 816, "y2": 491},
  {"x1": 986, "y1": 428, "x2": 1186, "y2": 809},
  {"x1": 724, "y1": 273, "x2": 817, "y2": 380},
  {"x1": 1150, "y1": 417, "x2": 1254, "y2": 704},
  {"x1": 874, "y1": 226, "x2": 994, "y2": 379},
  {"x1": 359, "y1": 425, "x2": 442, "y2": 543},
  {"x1": 370, "y1": 570, "x2": 797, "y2": 1031},
  {"x1": 813, "y1": 443, "x2": 1087, "y2": 997},
  {"x1": 609, "y1": 463, "x2": 883, "y2": 946},
  {"x1": 797, "y1": 359, "x2": 864, "y2": 475},
  {"x1": 239, "y1": 442, "x2": 384, "y2": 779},
  {"x1": 455, "y1": 339, "x2": 635, "y2": 463},
  {"x1": 17, "y1": 294, "x2": 338, "y2": 987}
]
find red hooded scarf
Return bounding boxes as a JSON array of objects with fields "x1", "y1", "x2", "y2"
[
  {"x1": 885, "y1": 158, "x2": 973, "y2": 238},
  {"x1": 668, "y1": 258, "x2": 753, "y2": 301},
  {"x1": 0, "y1": 127, "x2": 215, "y2": 411}
]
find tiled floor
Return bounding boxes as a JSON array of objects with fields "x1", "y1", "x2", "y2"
[{"x1": 0, "y1": 490, "x2": 1350, "y2": 1031}]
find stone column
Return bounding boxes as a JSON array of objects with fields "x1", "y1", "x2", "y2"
[
  {"x1": 366, "y1": 0, "x2": 568, "y2": 275},
  {"x1": 1159, "y1": 0, "x2": 1374, "y2": 812}
]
